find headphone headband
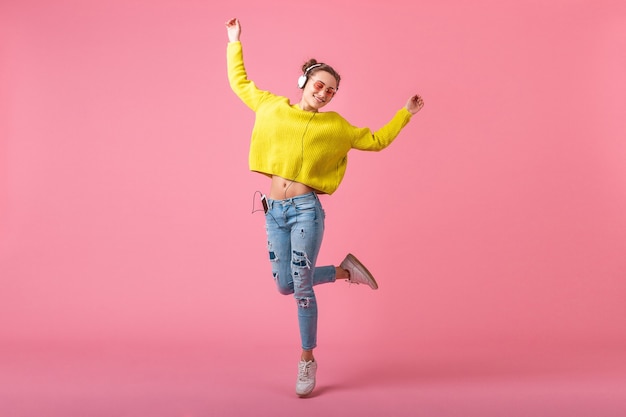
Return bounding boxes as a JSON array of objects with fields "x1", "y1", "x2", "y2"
[
  {"x1": 297, "y1": 63, "x2": 324, "y2": 89},
  {"x1": 304, "y1": 63, "x2": 323, "y2": 75}
]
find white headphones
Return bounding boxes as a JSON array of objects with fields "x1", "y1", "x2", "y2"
[{"x1": 297, "y1": 63, "x2": 323, "y2": 89}]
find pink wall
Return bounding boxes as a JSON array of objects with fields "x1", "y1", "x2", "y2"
[{"x1": 2, "y1": 0, "x2": 625, "y2": 359}]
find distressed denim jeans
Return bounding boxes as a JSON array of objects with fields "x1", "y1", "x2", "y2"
[{"x1": 265, "y1": 192, "x2": 336, "y2": 350}]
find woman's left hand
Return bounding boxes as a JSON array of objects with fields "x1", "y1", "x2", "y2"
[{"x1": 406, "y1": 94, "x2": 424, "y2": 114}]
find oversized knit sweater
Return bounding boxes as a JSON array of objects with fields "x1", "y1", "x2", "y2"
[{"x1": 227, "y1": 41, "x2": 412, "y2": 195}]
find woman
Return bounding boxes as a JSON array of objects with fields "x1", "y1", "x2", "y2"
[{"x1": 225, "y1": 18, "x2": 424, "y2": 397}]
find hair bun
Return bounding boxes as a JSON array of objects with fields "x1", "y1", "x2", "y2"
[{"x1": 302, "y1": 59, "x2": 318, "y2": 73}]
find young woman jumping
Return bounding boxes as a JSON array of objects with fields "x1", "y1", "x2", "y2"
[{"x1": 225, "y1": 17, "x2": 424, "y2": 397}]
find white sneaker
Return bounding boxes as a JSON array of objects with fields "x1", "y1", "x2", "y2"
[
  {"x1": 295, "y1": 360, "x2": 317, "y2": 397},
  {"x1": 340, "y1": 253, "x2": 378, "y2": 289}
]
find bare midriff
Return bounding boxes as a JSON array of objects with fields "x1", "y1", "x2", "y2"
[{"x1": 269, "y1": 175, "x2": 316, "y2": 200}]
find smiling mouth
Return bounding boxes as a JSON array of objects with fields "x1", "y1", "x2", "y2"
[{"x1": 314, "y1": 95, "x2": 326, "y2": 103}]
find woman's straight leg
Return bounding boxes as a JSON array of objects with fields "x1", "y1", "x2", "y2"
[
  {"x1": 265, "y1": 193, "x2": 331, "y2": 350},
  {"x1": 287, "y1": 194, "x2": 325, "y2": 351}
]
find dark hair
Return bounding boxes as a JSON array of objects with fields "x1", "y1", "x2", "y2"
[{"x1": 302, "y1": 59, "x2": 341, "y2": 89}]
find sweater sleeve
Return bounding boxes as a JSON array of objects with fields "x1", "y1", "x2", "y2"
[
  {"x1": 350, "y1": 107, "x2": 413, "y2": 151},
  {"x1": 227, "y1": 41, "x2": 269, "y2": 111}
]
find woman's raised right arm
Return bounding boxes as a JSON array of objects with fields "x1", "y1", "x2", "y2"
[{"x1": 225, "y1": 18, "x2": 267, "y2": 110}]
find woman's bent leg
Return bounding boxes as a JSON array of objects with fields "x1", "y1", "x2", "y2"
[
  {"x1": 266, "y1": 206, "x2": 294, "y2": 296},
  {"x1": 312, "y1": 265, "x2": 336, "y2": 286}
]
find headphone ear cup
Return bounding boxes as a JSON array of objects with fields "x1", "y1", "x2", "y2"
[{"x1": 297, "y1": 74, "x2": 307, "y2": 89}]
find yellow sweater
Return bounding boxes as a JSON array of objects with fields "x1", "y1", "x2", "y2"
[{"x1": 227, "y1": 41, "x2": 412, "y2": 194}]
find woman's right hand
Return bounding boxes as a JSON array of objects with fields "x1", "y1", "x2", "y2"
[{"x1": 225, "y1": 18, "x2": 241, "y2": 42}]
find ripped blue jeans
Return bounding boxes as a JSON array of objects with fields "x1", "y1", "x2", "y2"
[{"x1": 265, "y1": 192, "x2": 336, "y2": 350}]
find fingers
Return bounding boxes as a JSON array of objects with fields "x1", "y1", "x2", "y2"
[
  {"x1": 412, "y1": 94, "x2": 424, "y2": 108},
  {"x1": 225, "y1": 18, "x2": 241, "y2": 42},
  {"x1": 406, "y1": 94, "x2": 424, "y2": 114}
]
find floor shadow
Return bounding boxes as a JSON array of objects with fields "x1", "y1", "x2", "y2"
[{"x1": 326, "y1": 349, "x2": 626, "y2": 390}]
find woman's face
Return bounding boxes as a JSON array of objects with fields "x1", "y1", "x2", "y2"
[{"x1": 300, "y1": 70, "x2": 338, "y2": 112}]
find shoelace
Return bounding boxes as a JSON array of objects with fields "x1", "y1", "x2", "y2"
[{"x1": 298, "y1": 361, "x2": 313, "y2": 380}]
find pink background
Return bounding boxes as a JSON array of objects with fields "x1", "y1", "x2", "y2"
[{"x1": 1, "y1": 0, "x2": 625, "y2": 416}]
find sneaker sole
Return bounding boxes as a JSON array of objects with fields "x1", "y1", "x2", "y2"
[
  {"x1": 346, "y1": 253, "x2": 379, "y2": 290},
  {"x1": 296, "y1": 385, "x2": 315, "y2": 397}
]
